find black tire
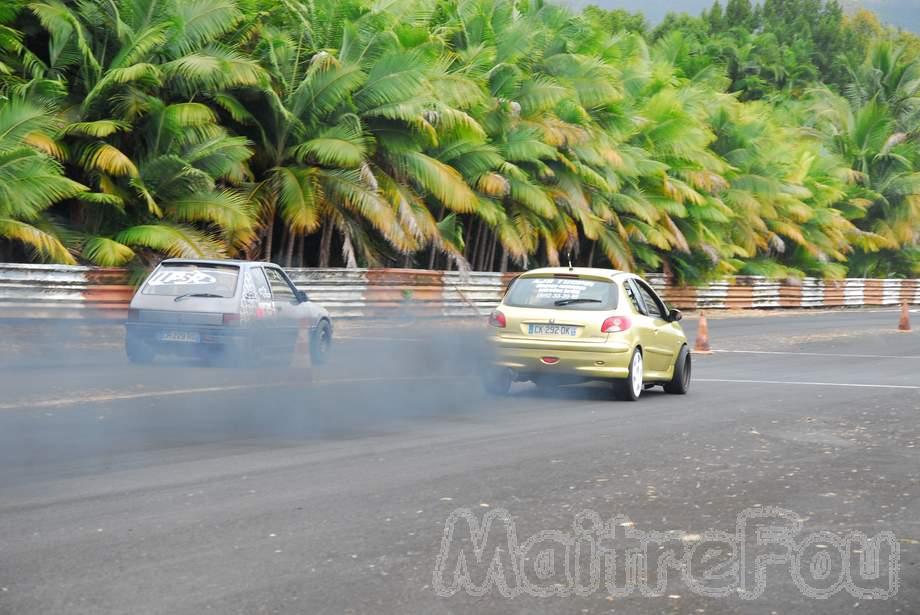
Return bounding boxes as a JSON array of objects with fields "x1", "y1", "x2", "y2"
[
  {"x1": 482, "y1": 368, "x2": 513, "y2": 396},
  {"x1": 126, "y1": 336, "x2": 155, "y2": 364},
  {"x1": 310, "y1": 320, "x2": 332, "y2": 365},
  {"x1": 664, "y1": 345, "x2": 691, "y2": 394},
  {"x1": 612, "y1": 347, "x2": 643, "y2": 401}
]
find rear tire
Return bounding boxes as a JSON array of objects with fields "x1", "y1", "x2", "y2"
[
  {"x1": 482, "y1": 368, "x2": 513, "y2": 396},
  {"x1": 310, "y1": 320, "x2": 332, "y2": 365},
  {"x1": 663, "y1": 345, "x2": 691, "y2": 394},
  {"x1": 613, "y1": 348, "x2": 643, "y2": 401},
  {"x1": 126, "y1": 336, "x2": 155, "y2": 364}
]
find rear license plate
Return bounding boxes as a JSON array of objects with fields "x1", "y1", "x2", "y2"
[
  {"x1": 157, "y1": 330, "x2": 200, "y2": 343},
  {"x1": 528, "y1": 324, "x2": 577, "y2": 337}
]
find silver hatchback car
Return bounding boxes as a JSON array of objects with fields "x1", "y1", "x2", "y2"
[{"x1": 125, "y1": 259, "x2": 332, "y2": 366}]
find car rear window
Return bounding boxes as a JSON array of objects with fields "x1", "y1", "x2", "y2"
[
  {"x1": 141, "y1": 263, "x2": 240, "y2": 298},
  {"x1": 504, "y1": 276, "x2": 618, "y2": 310}
]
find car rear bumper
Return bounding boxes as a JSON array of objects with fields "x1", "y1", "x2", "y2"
[
  {"x1": 125, "y1": 321, "x2": 251, "y2": 354},
  {"x1": 489, "y1": 336, "x2": 632, "y2": 380}
]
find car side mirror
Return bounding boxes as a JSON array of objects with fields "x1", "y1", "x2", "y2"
[
  {"x1": 668, "y1": 308, "x2": 682, "y2": 322},
  {"x1": 295, "y1": 289, "x2": 309, "y2": 303}
]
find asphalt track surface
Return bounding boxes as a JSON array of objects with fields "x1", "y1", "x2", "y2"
[{"x1": 0, "y1": 310, "x2": 918, "y2": 614}]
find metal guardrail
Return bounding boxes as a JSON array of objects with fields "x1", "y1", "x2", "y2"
[
  {"x1": 0, "y1": 264, "x2": 130, "y2": 320},
  {"x1": 0, "y1": 264, "x2": 917, "y2": 321},
  {"x1": 286, "y1": 268, "x2": 369, "y2": 319}
]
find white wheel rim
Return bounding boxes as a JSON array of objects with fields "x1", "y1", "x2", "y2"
[{"x1": 631, "y1": 352, "x2": 643, "y2": 398}]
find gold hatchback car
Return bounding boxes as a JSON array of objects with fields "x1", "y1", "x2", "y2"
[{"x1": 483, "y1": 267, "x2": 691, "y2": 401}]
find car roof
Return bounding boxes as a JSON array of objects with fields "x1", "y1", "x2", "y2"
[
  {"x1": 159, "y1": 258, "x2": 281, "y2": 268},
  {"x1": 518, "y1": 266, "x2": 634, "y2": 281}
]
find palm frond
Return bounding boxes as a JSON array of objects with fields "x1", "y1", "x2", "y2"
[
  {"x1": 169, "y1": 189, "x2": 255, "y2": 243},
  {"x1": 62, "y1": 120, "x2": 131, "y2": 138},
  {"x1": 83, "y1": 236, "x2": 135, "y2": 266},
  {"x1": 289, "y1": 121, "x2": 370, "y2": 168},
  {"x1": 273, "y1": 166, "x2": 321, "y2": 234},
  {"x1": 116, "y1": 223, "x2": 226, "y2": 259},
  {"x1": 170, "y1": 0, "x2": 243, "y2": 54},
  {"x1": 0, "y1": 100, "x2": 59, "y2": 151},
  {"x1": 0, "y1": 217, "x2": 75, "y2": 263},
  {"x1": 163, "y1": 47, "x2": 268, "y2": 93},
  {"x1": 82, "y1": 63, "x2": 161, "y2": 110},
  {"x1": 0, "y1": 148, "x2": 86, "y2": 215},
  {"x1": 77, "y1": 143, "x2": 138, "y2": 177},
  {"x1": 390, "y1": 151, "x2": 478, "y2": 213}
]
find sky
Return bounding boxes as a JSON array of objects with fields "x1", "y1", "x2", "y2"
[{"x1": 563, "y1": 0, "x2": 920, "y2": 33}]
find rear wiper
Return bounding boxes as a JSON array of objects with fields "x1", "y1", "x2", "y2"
[
  {"x1": 554, "y1": 298, "x2": 602, "y2": 306},
  {"x1": 174, "y1": 292, "x2": 225, "y2": 302}
]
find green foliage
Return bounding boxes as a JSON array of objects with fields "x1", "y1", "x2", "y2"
[{"x1": 0, "y1": 0, "x2": 918, "y2": 280}]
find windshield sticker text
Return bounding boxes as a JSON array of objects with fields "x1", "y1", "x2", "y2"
[
  {"x1": 531, "y1": 279, "x2": 597, "y2": 300},
  {"x1": 147, "y1": 270, "x2": 218, "y2": 287}
]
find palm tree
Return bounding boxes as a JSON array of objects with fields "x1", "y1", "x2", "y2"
[
  {"x1": 0, "y1": 99, "x2": 85, "y2": 262},
  {"x1": 19, "y1": 0, "x2": 266, "y2": 265},
  {"x1": 708, "y1": 96, "x2": 862, "y2": 278},
  {"x1": 808, "y1": 82, "x2": 920, "y2": 277},
  {"x1": 232, "y1": 0, "x2": 488, "y2": 268}
]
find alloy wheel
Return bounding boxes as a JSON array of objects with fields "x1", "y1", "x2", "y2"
[{"x1": 631, "y1": 351, "x2": 643, "y2": 398}]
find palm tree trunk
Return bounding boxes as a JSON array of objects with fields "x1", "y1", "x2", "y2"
[
  {"x1": 477, "y1": 226, "x2": 492, "y2": 271},
  {"x1": 588, "y1": 240, "x2": 596, "y2": 268},
  {"x1": 319, "y1": 221, "x2": 333, "y2": 268},
  {"x1": 428, "y1": 205, "x2": 446, "y2": 270},
  {"x1": 475, "y1": 227, "x2": 485, "y2": 270},
  {"x1": 500, "y1": 247, "x2": 508, "y2": 273},
  {"x1": 471, "y1": 220, "x2": 484, "y2": 271},
  {"x1": 259, "y1": 186, "x2": 278, "y2": 262},
  {"x1": 488, "y1": 234, "x2": 498, "y2": 271},
  {"x1": 295, "y1": 235, "x2": 304, "y2": 268},
  {"x1": 284, "y1": 229, "x2": 296, "y2": 268},
  {"x1": 262, "y1": 215, "x2": 275, "y2": 262}
]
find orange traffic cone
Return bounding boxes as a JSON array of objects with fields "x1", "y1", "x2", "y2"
[
  {"x1": 694, "y1": 311, "x2": 712, "y2": 354},
  {"x1": 898, "y1": 302, "x2": 911, "y2": 332}
]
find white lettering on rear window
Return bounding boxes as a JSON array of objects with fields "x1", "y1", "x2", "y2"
[
  {"x1": 147, "y1": 270, "x2": 218, "y2": 286},
  {"x1": 530, "y1": 279, "x2": 596, "y2": 300}
]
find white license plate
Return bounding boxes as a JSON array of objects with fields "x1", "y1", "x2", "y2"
[
  {"x1": 158, "y1": 330, "x2": 200, "y2": 343},
  {"x1": 528, "y1": 324, "x2": 578, "y2": 337}
]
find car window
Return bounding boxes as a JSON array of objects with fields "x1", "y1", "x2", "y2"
[
  {"x1": 251, "y1": 267, "x2": 272, "y2": 301},
  {"x1": 502, "y1": 276, "x2": 519, "y2": 299},
  {"x1": 142, "y1": 263, "x2": 239, "y2": 297},
  {"x1": 504, "y1": 276, "x2": 618, "y2": 310},
  {"x1": 623, "y1": 279, "x2": 644, "y2": 314},
  {"x1": 264, "y1": 267, "x2": 297, "y2": 303},
  {"x1": 635, "y1": 280, "x2": 666, "y2": 319}
]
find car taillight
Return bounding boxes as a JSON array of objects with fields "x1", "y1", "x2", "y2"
[
  {"x1": 601, "y1": 315, "x2": 631, "y2": 333},
  {"x1": 489, "y1": 310, "x2": 507, "y2": 328},
  {"x1": 223, "y1": 313, "x2": 241, "y2": 326}
]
